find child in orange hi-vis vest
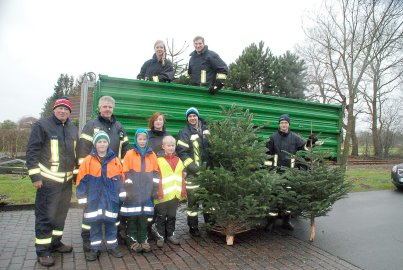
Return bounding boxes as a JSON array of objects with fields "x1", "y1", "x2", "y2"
[
  {"x1": 121, "y1": 129, "x2": 159, "y2": 253},
  {"x1": 151, "y1": 135, "x2": 186, "y2": 248}
]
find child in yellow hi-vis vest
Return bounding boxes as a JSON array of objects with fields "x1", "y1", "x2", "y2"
[{"x1": 152, "y1": 135, "x2": 187, "y2": 248}]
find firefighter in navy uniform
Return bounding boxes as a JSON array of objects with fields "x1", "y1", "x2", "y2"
[
  {"x1": 265, "y1": 114, "x2": 318, "y2": 231},
  {"x1": 188, "y1": 36, "x2": 228, "y2": 95},
  {"x1": 76, "y1": 96, "x2": 130, "y2": 259},
  {"x1": 26, "y1": 97, "x2": 78, "y2": 267},
  {"x1": 176, "y1": 107, "x2": 210, "y2": 237}
]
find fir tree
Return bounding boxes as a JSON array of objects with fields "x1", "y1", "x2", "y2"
[
  {"x1": 284, "y1": 150, "x2": 352, "y2": 241},
  {"x1": 193, "y1": 106, "x2": 286, "y2": 245}
]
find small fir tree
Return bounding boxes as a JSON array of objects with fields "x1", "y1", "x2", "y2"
[
  {"x1": 193, "y1": 106, "x2": 286, "y2": 245},
  {"x1": 284, "y1": 150, "x2": 352, "y2": 241}
]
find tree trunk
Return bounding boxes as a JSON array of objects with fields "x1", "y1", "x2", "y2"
[
  {"x1": 226, "y1": 235, "x2": 234, "y2": 246},
  {"x1": 351, "y1": 115, "x2": 359, "y2": 157},
  {"x1": 309, "y1": 216, "x2": 315, "y2": 242},
  {"x1": 341, "y1": 102, "x2": 354, "y2": 168}
]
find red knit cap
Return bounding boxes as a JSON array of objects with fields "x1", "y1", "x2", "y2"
[{"x1": 53, "y1": 97, "x2": 72, "y2": 112}]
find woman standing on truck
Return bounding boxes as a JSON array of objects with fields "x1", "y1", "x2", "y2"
[{"x1": 137, "y1": 40, "x2": 174, "y2": 82}]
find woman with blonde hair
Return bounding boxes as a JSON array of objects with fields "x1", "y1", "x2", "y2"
[{"x1": 137, "y1": 40, "x2": 174, "y2": 82}]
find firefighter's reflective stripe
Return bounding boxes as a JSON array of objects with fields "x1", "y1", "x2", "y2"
[
  {"x1": 186, "y1": 180, "x2": 199, "y2": 189},
  {"x1": 193, "y1": 141, "x2": 200, "y2": 166},
  {"x1": 119, "y1": 192, "x2": 126, "y2": 198},
  {"x1": 177, "y1": 140, "x2": 189, "y2": 148},
  {"x1": 84, "y1": 209, "x2": 103, "y2": 219},
  {"x1": 38, "y1": 163, "x2": 73, "y2": 183},
  {"x1": 200, "y1": 70, "x2": 206, "y2": 84},
  {"x1": 203, "y1": 130, "x2": 210, "y2": 135},
  {"x1": 91, "y1": 240, "x2": 102, "y2": 246},
  {"x1": 264, "y1": 160, "x2": 273, "y2": 166},
  {"x1": 274, "y1": 154, "x2": 278, "y2": 167},
  {"x1": 73, "y1": 168, "x2": 79, "y2": 175},
  {"x1": 50, "y1": 138, "x2": 59, "y2": 173},
  {"x1": 81, "y1": 224, "x2": 91, "y2": 230},
  {"x1": 152, "y1": 76, "x2": 159, "y2": 82},
  {"x1": 153, "y1": 178, "x2": 159, "y2": 184},
  {"x1": 304, "y1": 144, "x2": 309, "y2": 151},
  {"x1": 216, "y1": 73, "x2": 227, "y2": 80},
  {"x1": 115, "y1": 221, "x2": 120, "y2": 226},
  {"x1": 35, "y1": 237, "x2": 52, "y2": 245},
  {"x1": 120, "y1": 207, "x2": 142, "y2": 213},
  {"x1": 105, "y1": 210, "x2": 118, "y2": 218},
  {"x1": 187, "y1": 211, "x2": 198, "y2": 217},
  {"x1": 107, "y1": 239, "x2": 117, "y2": 244},
  {"x1": 80, "y1": 133, "x2": 93, "y2": 142},
  {"x1": 78, "y1": 158, "x2": 85, "y2": 165},
  {"x1": 29, "y1": 168, "x2": 41, "y2": 175},
  {"x1": 74, "y1": 140, "x2": 77, "y2": 159},
  {"x1": 52, "y1": 230, "x2": 63, "y2": 236},
  {"x1": 147, "y1": 218, "x2": 153, "y2": 222},
  {"x1": 291, "y1": 158, "x2": 295, "y2": 168},
  {"x1": 78, "y1": 198, "x2": 87, "y2": 204},
  {"x1": 118, "y1": 136, "x2": 128, "y2": 161},
  {"x1": 190, "y1": 134, "x2": 199, "y2": 141},
  {"x1": 143, "y1": 206, "x2": 153, "y2": 212},
  {"x1": 125, "y1": 179, "x2": 133, "y2": 184},
  {"x1": 183, "y1": 158, "x2": 193, "y2": 167},
  {"x1": 268, "y1": 212, "x2": 278, "y2": 217}
]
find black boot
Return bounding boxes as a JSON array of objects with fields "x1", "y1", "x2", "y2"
[
  {"x1": 281, "y1": 215, "x2": 294, "y2": 231},
  {"x1": 264, "y1": 217, "x2": 276, "y2": 232}
]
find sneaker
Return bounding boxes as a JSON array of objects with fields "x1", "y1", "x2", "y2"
[
  {"x1": 167, "y1": 236, "x2": 180, "y2": 245},
  {"x1": 37, "y1": 255, "x2": 55, "y2": 267},
  {"x1": 130, "y1": 241, "x2": 142, "y2": 253},
  {"x1": 156, "y1": 238, "x2": 164, "y2": 248},
  {"x1": 108, "y1": 247, "x2": 123, "y2": 258},
  {"x1": 141, "y1": 242, "x2": 151, "y2": 253},
  {"x1": 85, "y1": 250, "x2": 99, "y2": 261},
  {"x1": 52, "y1": 243, "x2": 73, "y2": 253},
  {"x1": 189, "y1": 227, "x2": 201, "y2": 237}
]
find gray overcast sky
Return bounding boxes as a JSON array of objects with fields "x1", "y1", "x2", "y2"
[{"x1": 0, "y1": 0, "x2": 322, "y2": 122}]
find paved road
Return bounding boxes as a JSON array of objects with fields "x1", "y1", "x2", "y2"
[
  {"x1": 0, "y1": 206, "x2": 360, "y2": 270},
  {"x1": 291, "y1": 189, "x2": 403, "y2": 270}
]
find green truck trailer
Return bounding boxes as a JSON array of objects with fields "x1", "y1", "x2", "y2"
[{"x1": 92, "y1": 75, "x2": 343, "y2": 160}]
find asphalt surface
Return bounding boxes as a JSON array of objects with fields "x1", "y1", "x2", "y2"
[{"x1": 291, "y1": 189, "x2": 403, "y2": 270}]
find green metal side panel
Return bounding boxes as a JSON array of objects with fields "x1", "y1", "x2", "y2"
[{"x1": 94, "y1": 75, "x2": 343, "y2": 159}]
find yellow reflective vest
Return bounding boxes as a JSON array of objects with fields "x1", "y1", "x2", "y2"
[{"x1": 154, "y1": 156, "x2": 185, "y2": 204}]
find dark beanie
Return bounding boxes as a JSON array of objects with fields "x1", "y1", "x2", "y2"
[{"x1": 279, "y1": 114, "x2": 290, "y2": 124}]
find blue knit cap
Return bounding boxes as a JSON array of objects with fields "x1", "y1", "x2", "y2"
[
  {"x1": 186, "y1": 107, "x2": 200, "y2": 118},
  {"x1": 279, "y1": 114, "x2": 290, "y2": 124},
  {"x1": 134, "y1": 128, "x2": 149, "y2": 155}
]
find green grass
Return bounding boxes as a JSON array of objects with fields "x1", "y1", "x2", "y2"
[
  {"x1": 0, "y1": 166, "x2": 394, "y2": 204},
  {"x1": 0, "y1": 175, "x2": 77, "y2": 205},
  {"x1": 346, "y1": 165, "x2": 393, "y2": 192}
]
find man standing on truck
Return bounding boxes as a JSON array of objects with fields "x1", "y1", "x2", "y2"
[
  {"x1": 176, "y1": 107, "x2": 210, "y2": 236},
  {"x1": 77, "y1": 95, "x2": 130, "y2": 259},
  {"x1": 26, "y1": 97, "x2": 78, "y2": 267},
  {"x1": 188, "y1": 36, "x2": 228, "y2": 95},
  {"x1": 265, "y1": 114, "x2": 318, "y2": 231}
]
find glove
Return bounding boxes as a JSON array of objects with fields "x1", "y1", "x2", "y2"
[
  {"x1": 187, "y1": 162, "x2": 200, "y2": 174},
  {"x1": 306, "y1": 134, "x2": 318, "y2": 147},
  {"x1": 208, "y1": 82, "x2": 224, "y2": 95}
]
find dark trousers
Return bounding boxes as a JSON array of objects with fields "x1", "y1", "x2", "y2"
[
  {"x1": 186, "y1": 189, "x2": 198, "y2": 228},
  {"x1": 89, "y1": 220, "x2": 118, "y2": 251},
  {"x1": 127, "y1": 215, "x2": 148, "y2": 244},
  {"x1": 155, "y1": 198, "x2": 179, "y2": 238},
  {"x1": 35, "y1": 179, "x2": 72, "y2": 256}
]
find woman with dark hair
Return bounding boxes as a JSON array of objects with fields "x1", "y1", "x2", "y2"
[
  {"x1": 148, "y1": 112, "x2": 170, "y2": 156},
  {"x1": 137, "y1": 40, "x2": 174, "y2": 82}
]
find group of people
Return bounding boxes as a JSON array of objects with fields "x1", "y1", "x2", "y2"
[
  {"x1": 137, "y1": 36, "x2": 229, "y2": 94},
  {"x1": 26, "y1": 35, "x2": 317, "y2": 267}
]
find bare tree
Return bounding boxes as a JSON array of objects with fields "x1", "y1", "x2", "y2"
[
  {"x1": 299, "y1": 0, "x2": 402, "y2": 166},
  {"x1": 379, "y1": 97, "x2": 403, "y2": 157},
  {"x1": 166, "y1": 38, "x2": 189, "y2": 79}
]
